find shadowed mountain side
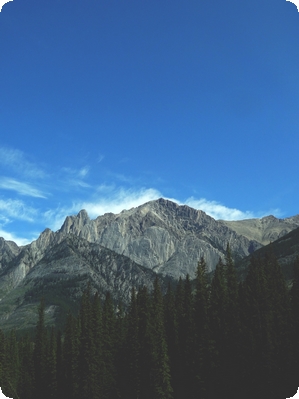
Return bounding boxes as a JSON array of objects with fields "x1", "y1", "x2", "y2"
[
  {"x1": 0, "y1": 235, "x2": 157, "y2": 332},
  {"x1": 235, "y1": 226, "x2": 299, "y2": 283}
]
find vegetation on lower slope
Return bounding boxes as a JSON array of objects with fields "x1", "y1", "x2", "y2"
[{"x1": 0, "y1": 247, "x2": 298, "y2": 399}]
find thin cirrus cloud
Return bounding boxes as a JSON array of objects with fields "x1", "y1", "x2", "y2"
[
  {"x1": 0, "y1": 198, "x2": 38, "y2": 222},
  {"x1": 0, "y1": 147, "x2": 46, "y2": 179},
  {"x1": 0, "y1": 177, "x2": 47, "y2": 198}
]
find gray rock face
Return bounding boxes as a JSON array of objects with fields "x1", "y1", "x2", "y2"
[{"x1": 59, "y1": 198, "x2": 262, "y2": 278}]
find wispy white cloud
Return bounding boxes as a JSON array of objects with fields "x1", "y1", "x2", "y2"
[
  {"x1": 78, "y1": 166, "x2": 90, "y2": 178},
  {"x1": 80, "y1": 187, "x2": 163, "y2": 218},
  {"x1": 0, "y1": 199, "x2": 38, "y2": 244},
  {"x1": 0, "y1": 198, "x2": 38, "y2": 223},
  {"x1": 0, "y1": 178, "x2": 47, "y2": 198},
  {"x1": 97, "y1": 154, "x2": 105, "y2": 163},
  {"x1": 0, "y1": 147, "x2": 46, "y2": 179},
  {"x1": 0, "y1": 229, "x2": 33, "y2": 246},
  {"x1": 60, "y1": 166, "x2": 92, "y2": 189},
  {"x1": 184, "y1": 197, "x2": 265, "y2": 220}
]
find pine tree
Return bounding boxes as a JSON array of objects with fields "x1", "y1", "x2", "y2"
[
  {"x1": 223, "y1": 244, "x2": 242, "y2": 397},
  {"x1": 91, "y1": 291, "x2": 104, "y2": 399},
  {"x1": 193, "y1": 257, "x2": 215, "y2": 399},
  {"x1": 33, "y1": 297, "x2": 48, "y2": 399},
  {"x1": 209, "y1": 258, "x2": 228, "y2": 397},
  {"x1": 263, "y1": 252, "x2": 292, "y2": 397},
  {"x1": 150, "y1": 277, "x2": 173, "y2": 399},
  {"x1": 242, "y1": 255, "x2": 275, "y2": 398},
  {"x1": 45, "y1": 327, "x2": 57, "y2": 399},
  {"x1": 17, "y1": 334, "x2": 34, "y2": 399},
  {"x1": 102, "y1": 291, "x2": 118, "y2": 399},
  {"x1": 176, "y1": 275, "x2": 194, "y2": 398},
  {"x1": 121, "y1": 287, "x2": 140, "y2": 399},
  {"x1": 163, "y1": 282, "x2": 178, "y2": 398},
  {"x1": 2, "y1": 329, "x2": 20, "y2": 399},
  {"x1": 56, "y1": 330, "x2": 64, "y2": 399},
  {"x1": 136, "y1": 286, "x2": 152, "y2": 399},
  {"x1": 0, "y1": 329, "x2": 5, "y2": 389},
  {"x1": 62, "y1": 312, "x2": 80, "y2": 399},
  {"x1": 77, "y1": 284, "x2": 97, "y2": 399},
  {"x1": 290, "y1": 256, "x2": 299, "y2": 395}
]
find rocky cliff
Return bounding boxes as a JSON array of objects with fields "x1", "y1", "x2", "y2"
[
  {"x1": 0, "y1": 198, "x2": 298, "y2": 331},
  {"x1": 58, "y1": 198, "x2": 263, "y2": 278}
]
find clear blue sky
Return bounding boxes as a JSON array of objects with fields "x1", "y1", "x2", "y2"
[{"x1": 0, "y1": 0, "x2": 299, "y2": 244}]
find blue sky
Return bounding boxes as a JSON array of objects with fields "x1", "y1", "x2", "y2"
[{"x1": 0, "y1": 0, "x2": 299, "y2": 245}]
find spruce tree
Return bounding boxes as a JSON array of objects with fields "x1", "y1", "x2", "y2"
[
  {"x1": 150, "y1": 277, "x2": 173, "y2": 399},
  {"x1": 242, "y1": 255, "x2": 274, "y2": 397},
  {"x1": 122, "y1": 287, "x2": 140, "y2": 399},
  {"x1": 163, "y1": 282, "x2": 178, "y2": 398},
  {"x1": 17, "y1": 334, "x2": 34, "y2": 399},
  {"x1": 78, "y1": 284, "x2": 97, "y2": 399},
  {"x1": 56, "y1": 330, "x2": 63, "y2": 399},
  {"x1": 91, "y1": 291, "x2": 104, "y2": 399},
  {"x1": 45, "y1": 327, "x2": 57, "y2": 399},
  {"x1": 209, "y1": 258, "x2": 228, "y2": 397},
  {"x1": 62, "y1": 312, "x2": 80, "y2": 399},
  {"x1": 223, "y1": 244, "x2": 242, "y2": 396},
  {"x1": 33, "y1": 297, "x2": 48, "y2": 399},
  {"x1": 136, "y1": 286, "x2": 152, "y2": 399},
  {"x1": 102, "y1": 291, "x2": 118, "y2": 399},
  {"x1": 2, "y1": 329, "x2": 20, "y2": 399},
  {"x1": 263, "y1": 252, "x2": 292, "y2": 397},
  {"x1": 290, "y1": 256, "x2": 299, "y2": 394},
  {"x1": 176, "y1": 274, "x2": 194, "y2": 398},
  {"x1": 193, "y1": 257, "x2": 214, "y2": 399}
]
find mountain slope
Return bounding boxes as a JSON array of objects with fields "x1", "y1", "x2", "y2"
[
  {"x1": 222, "y1": 214, "x2": 299, "y2": 245},
  {"x1": 235, "y1": 226, "x2": 299, "y2": 283},
  {"x1": 0, "y1": 198, "x2": 299, "y2": 332},
  {"x1": 0, "y1": 235, "x2": 157, "y2": 331},
  {"x1": 58, "y1": 198, "x2": 263, "y2": 278}
]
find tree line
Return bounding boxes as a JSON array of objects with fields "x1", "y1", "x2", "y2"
[{"x1": 0, "y1": 245, "x2": 298, "y2": 399}]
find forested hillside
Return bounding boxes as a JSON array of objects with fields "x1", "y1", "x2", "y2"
[{"x1": 0, "y1": 247, "x2": 298, "y2": 399}]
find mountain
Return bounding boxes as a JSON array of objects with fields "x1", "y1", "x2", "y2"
[
  {"x1": 58, "y1": 198, "x2": 264, "y2": 278},
  {"x1": 0, "y1": 234, "x2": 157, "y2": 332},
  {"x1": 235, "y1": 226, "x2": 299, "y2": 283},
  {"x1": 0, "y1": 197, "x2": 298, "y2": 332},
  {"x1": 222, "y1": 214, "x2": 299, "y2": 245}
]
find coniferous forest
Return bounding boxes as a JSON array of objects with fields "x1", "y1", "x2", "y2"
[{"x1": 0, "y1": 247, "x2": 299, "y2": 399}]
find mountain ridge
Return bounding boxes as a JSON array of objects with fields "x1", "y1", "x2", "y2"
[{"x1": 0, "y1": 198, "x2": 299, "y2": 332}]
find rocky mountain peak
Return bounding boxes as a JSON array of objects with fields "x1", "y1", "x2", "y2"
[
  {"x1": 59, "y1": 209, "x2": 91, "y2": 236},
  {"x1": 77, "y1": 209, "x2": 89, "y2": 221}
]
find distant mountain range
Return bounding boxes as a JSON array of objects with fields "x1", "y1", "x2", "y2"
[{"x1": 0, "y1": 198, "x2": 298, "y2": 332}]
